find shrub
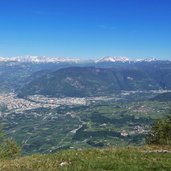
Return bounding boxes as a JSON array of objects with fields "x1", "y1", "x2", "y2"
[
  {"x1": 0, "y1": 125, "x2": 21, "y2": 159},
  {"x1": 146, "y1": 116, "x2": 171, "y2": 145}
]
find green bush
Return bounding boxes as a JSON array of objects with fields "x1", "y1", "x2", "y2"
[
  {"x1": 146, "y1": 116, "x2": 171, "y2": 145},
  {"x1": 0, "y1": 126, "x2": 21, "y2": 159}
]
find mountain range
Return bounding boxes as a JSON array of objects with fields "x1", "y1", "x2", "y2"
[
  {"x1": 0, "y1": 56, "x2": 169, "y2": 64},
  {"x1": 18, "y1": 65, "x2": 171, "y2": 97},
  {"x1": 0, "y1": 56, "x2": 171, "y2": 97}
]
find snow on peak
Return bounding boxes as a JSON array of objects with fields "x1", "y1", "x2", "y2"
[
  {"x1": 96, "y1": 56, "x2": 130, "y2": 63},
  {"x1": 0, "y1": 56, "x2": 81, "y2": 63},
  {"x1": 96, "y1": 56, "x2": 160, "y2": 63},
  {"x1": 0, "y1": 56, "x2": 165, "y2": 64},
  {"x1": 134, "y1": 58, "x2": 157, "y2": 62}
]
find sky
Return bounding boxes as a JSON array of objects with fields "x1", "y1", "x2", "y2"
[{"x1": 0, "y1": 0, "x2": 171, "y2": 60}]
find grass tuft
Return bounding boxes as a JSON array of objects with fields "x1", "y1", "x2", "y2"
[{"x1": 0, "y1": 146, "x2": 171, "y2": 171}]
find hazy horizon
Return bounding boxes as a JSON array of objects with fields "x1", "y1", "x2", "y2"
[{"x1": 0, "y1": 55, "x2": 170, "y2": 60}]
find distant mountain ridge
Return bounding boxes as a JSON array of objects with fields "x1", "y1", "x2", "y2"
[
  {"x1": 0, "y1": 56, "x2": 169, "y2": 64},
  {"x1": 0, "y1": 56, "x2": 171, "y2": 95},
  {"x1": 0, "y1": 56, "x2": 81, "y2": 63},
  {"x1": 96, "y1": 56, "x2": 130, "y2": 63},
  {"x1": 152, "y1": 92, "x2": 171, "y2": 101},
  {"x1": 18, "y1": 65, "x2": 171, "y2": 97},
  {"x1": 95, "y1": 56, "x2": 158, "y2": 63}
]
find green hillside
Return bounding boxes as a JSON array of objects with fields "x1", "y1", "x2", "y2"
[
  {"x1": 152, "y1": 92, "x2": 171, "y2": 101},
  {"x1": 1, "y1": 147, "x2": 171, "y2": 171},
  {"x1": 18, "y1": 67, "x2": 161, "y2": 97}
]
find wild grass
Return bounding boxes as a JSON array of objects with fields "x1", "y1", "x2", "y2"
[{"x1": 0, "y1": 146, "x2": 171, "y2": 171}]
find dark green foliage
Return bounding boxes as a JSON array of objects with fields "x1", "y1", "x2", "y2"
[
  {"x1": 0, "y1": 125, "x2": 21, "y2": 159},
  {"x1": 91, "y1": 112, "x2": 152, "y2": 126},
  {"x1": 86, "y1": 140, "x2": 104, "y2": 147},
  {"x1": 146, "y1": 116, "x2": 171, "y2": 145},
  {"x1": 0, "y1": 138, "x2": 21, "y2": 159}
]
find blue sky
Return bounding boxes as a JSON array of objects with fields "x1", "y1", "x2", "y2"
[{"x1": 0, "y1": 0, "x2": 171, "y2": 59}]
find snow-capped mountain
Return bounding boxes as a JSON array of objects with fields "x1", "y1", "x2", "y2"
[
  {"x1": 0, "y1": 55, "x2": 168, "y2": 64},
  {"x1": 96, "y1": 56, "x2": 130, "y2": 63},
  {"x1": 134, "y1": 58, "x2": 157, "y2": 62},
  {"x1": 95, "y1": 56, "x2": 161, "y2": 63},
  {"x1": 0, "y1": 56, "x2": 81, "y2": 63}
]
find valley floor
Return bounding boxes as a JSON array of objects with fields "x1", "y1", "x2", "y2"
[{"x1": 1, "y1": 91, "x2": 171, "y2": 154}]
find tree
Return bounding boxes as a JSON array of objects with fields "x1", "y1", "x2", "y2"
[
  {"x1": 0, "y1": 125, "x2": 21, "y2": 159},
  {"x1": 146, "y1": 116, "x2": 171, "y2": 145}
]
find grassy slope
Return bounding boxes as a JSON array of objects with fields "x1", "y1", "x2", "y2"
[{"x1": 1, "y1": 147, "x2": 171, "y2": 171}]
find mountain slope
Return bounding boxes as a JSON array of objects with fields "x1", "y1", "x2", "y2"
[
  {"x1": 18, "y1": 67, "x2": 162, "y2": 97},
  {"x1": 152, "y1": 92, "x2": 171, "y2": 101}
]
